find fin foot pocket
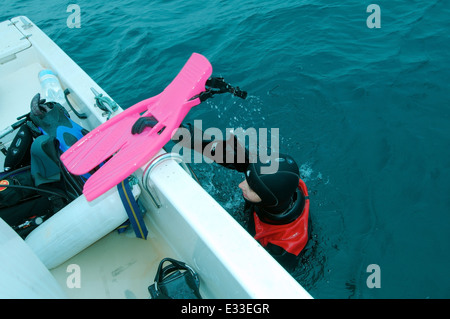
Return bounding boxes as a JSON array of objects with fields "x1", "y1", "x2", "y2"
[{"x1": 131, "y1": 116, "x2": 159, "y2": 135}]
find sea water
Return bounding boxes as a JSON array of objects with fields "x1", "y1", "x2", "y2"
[{"x1": 2, "y1": 0, "x2": 449, "y2": 298}]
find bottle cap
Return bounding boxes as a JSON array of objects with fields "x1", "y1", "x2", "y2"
[{"x1": 38, "y1": 69, "x2": 55, "y2": 79}]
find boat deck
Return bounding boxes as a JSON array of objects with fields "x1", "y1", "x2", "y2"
[
  {"x1": 0, "y1": 60, "x2": 44, "y2": 172},
  {"x1": 50, "y1": 214, "x2": 187, "y2": 299},
  {"x1": 0, "y1": 61, "x2": 43, "y2": 127}
]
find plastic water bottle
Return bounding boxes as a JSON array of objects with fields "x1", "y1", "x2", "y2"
[{"x1": 38, "y1": 69, "x2": 67, "y2": 107}]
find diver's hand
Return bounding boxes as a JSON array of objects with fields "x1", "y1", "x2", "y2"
[
  {"x1": 231, "y1": 86, "x2": 247, "y2": 99},
  {"x1": 131, "y1": 116, "x2": 158, "y2": 134},
  {"x1": 206, "y1": 77, "x2": 247, "y2": 99},
  {"x1": 196, "y1": 77, "x2": 248, "y2": 102}
]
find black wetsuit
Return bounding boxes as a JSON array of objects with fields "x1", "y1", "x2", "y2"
[{"x1": 175, "y1": 125, "x2": 308, "y2": 271}]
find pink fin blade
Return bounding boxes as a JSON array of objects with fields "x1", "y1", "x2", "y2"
[
  {"x1": 61, "y1": 53, "x2": 213, "y2": 201},
  {"x1": 61, "y1": 95, "x2": 160, "y2": 175},
  {"x1": 82, "y1": 131, "x2": 160, "y2": 201}
]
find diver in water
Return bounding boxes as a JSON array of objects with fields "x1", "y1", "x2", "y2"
[
  {"x1": 177, "y1": 124, "x2": 310, "y2": 271},
  {"x1": 132, "y1": 77, "x2": 310, "y2": 271}
]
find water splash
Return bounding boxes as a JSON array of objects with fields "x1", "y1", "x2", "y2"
[{"x1": 299, "y1": 162, "x2": 329, "y2": 185}]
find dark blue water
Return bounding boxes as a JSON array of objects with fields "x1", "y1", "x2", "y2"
[{"x1": 2, "y1": 0, "x2": 449, "y2": 299}]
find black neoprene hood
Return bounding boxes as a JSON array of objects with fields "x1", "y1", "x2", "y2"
[{"x1": 245, "y1": 154, "x2": 299, "y2": 212}]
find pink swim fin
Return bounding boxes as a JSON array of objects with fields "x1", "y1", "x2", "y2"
[{"x1": 60, "y1": 53, "x2": 213, "y2": 201}]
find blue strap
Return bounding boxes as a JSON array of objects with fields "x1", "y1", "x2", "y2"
[{"x1": 117, "y1": 179, "x2": 148, "y2": 239}]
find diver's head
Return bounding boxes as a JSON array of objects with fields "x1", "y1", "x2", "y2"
[{"x1": 243, "y1": 153, "x2": 300, "y2": 213}]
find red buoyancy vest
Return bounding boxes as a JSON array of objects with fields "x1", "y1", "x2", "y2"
[{"x1": 253, "y1": 179, "x2": 310, "y2": 256}]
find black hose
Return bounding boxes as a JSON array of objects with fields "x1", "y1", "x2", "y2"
[
  {"x1": 1, "y1": 184, "x2": 70, "y2": 201},
  {"x1": 0, "y1": 165, "x2": 31, "y2": 180}
]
